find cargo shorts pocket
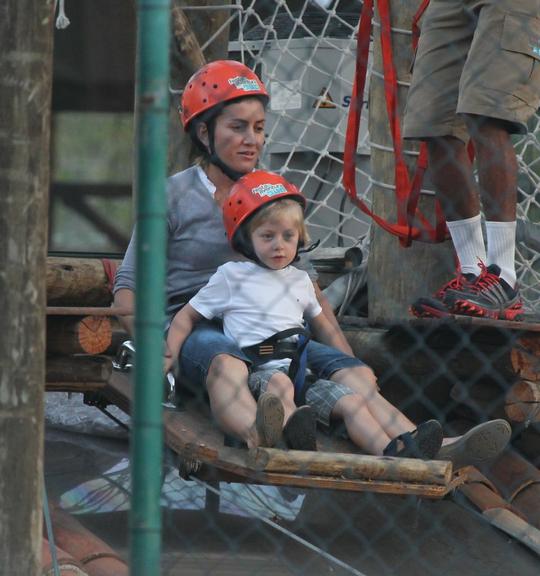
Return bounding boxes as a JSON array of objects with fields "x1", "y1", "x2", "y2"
[{"x1": 500, "y1": 13, "x2": 540, "y2": 106}]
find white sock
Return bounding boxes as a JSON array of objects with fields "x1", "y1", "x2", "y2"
[
  {"x1": 485, "y1": 220, "x2": 517, "y2": 287},
  {"x1": 446, "y1": 214, "x2": 486, "y2": 276}
]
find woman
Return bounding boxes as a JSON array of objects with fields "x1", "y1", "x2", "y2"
[{"x1": 113, "y1": 60, "x2": 353, "y2": 448}]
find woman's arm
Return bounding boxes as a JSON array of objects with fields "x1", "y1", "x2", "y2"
[
  {"x1": 113, "y1": 288, "x2": 135, "y2": 335},
  {"x1": 312, "y1": 282, "x2": 354, "y2": 355},
  {"x1": 164, "y1": 304, "x2": 204, "y2": 373}
]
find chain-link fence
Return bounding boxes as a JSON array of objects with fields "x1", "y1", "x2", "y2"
[{"x1": 43, "y1": 1, "x2": 540, "y2": 575}]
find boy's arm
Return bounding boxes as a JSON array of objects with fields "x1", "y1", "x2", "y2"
[
  {"x1": 164, "y1": 304, "x2": 204, "y2": 373},
  {"x1": 312, "y1": 282, "x2": 354, "y2": 355},
  {"x1": 308, "y1": 311, "x2": 350, "y2": 352}
]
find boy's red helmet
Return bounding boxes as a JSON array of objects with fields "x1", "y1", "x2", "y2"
[
  {"x1": 223, "y1": 171, "x2": 306, "y2": 250},
  {"x1": 180, "y1": 60, "x2": 269, "y2": 129}
]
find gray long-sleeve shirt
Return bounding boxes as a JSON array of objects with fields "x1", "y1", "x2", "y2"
[{"x1": 114, "y1": 165, "x2": 316, "y2": 317}]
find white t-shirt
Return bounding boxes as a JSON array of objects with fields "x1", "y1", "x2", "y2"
[{"x1": 190, "y1": 261, "x2": 322, "y2": 358}]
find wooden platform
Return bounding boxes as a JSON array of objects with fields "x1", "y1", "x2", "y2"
[{"x1": 103, "y1": 370, "x2": 459, "y2": 499}]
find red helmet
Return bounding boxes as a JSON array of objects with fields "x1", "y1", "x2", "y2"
[
  {"x1": 223, "y1": 171, "x2": 306, "y2": 250},
  {"x1": 180, "y1": 60, "x2": 269, "y2": 129}
]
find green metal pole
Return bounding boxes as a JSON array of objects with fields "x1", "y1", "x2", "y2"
[{"x1": 131, "y1": 0, "x2": 170, "y2": 574}]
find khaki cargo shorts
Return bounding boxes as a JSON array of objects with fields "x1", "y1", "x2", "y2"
[{"x1": 403, "y1": 0, "x2": 540, "y2": 142}]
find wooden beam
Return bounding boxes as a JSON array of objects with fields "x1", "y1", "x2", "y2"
[{"x1": 247, "y1": 447, "x2": 452, "y2": 485}]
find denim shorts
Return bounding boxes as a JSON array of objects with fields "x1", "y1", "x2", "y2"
[
  {"x1": 249, "y1": 341, "x2": 364, "y2": 426},
  {"x1": 177, "y1": 320, "x2": 250, "y2": 390}
]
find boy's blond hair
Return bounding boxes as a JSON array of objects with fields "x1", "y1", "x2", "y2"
[{"x1": 247, "y1": 198, "x2": 310, "y2": 246}]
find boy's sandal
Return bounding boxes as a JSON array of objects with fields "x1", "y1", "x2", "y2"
[
  {"x1": 384, "y1": 419, "x2": 443, "y2": 460},
  {"x1": 283, "y1": 405, "x2": 317, "y2": 451}
]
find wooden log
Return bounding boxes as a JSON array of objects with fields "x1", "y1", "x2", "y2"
[
  {"x1": 49, "y1": 505, "x2": 128, "y2": 576},
  {"x1": 47, "y1": 306, "x2": 131, "y2": 317},
  {"x1": 41, "y1": 538, "x2": 88, "y2": 575},
  {"x1": 511, "y1": 334, "x2": 540, "y2": 381},
  {"x1": 247, "y1": 447, "x2": 452, "y2": 485},
  {"x1": 505, "y1": 380, "x2": 540, "y2": 423},
  {"x1": 47, "y1": 316, "x2": 112, "y2": 356},
  {"x1": 46, "y1": 355, "x2": 112, "y2": 384},
  {"x1": 483, "y1": 509, "x2": 540, "y2": 556},
  {"x1": 47, "y1": 257, "x2": 120, "y2": 307},
  {"x1": 483, "y1": 449, "x2": 540, "y2": 530}
]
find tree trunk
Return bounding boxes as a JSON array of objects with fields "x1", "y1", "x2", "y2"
[
  {"x1": 0, "y1": 0, "x2": 54, "y2": 572},
  {"x1": 167, "y1": 0, "x2": 232, "y2": 175},
  {"x1": 368, "y1": 0, "x2": 454, "y2": 322}
]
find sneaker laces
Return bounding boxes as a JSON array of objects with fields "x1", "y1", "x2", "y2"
[
  {"x1": 466, "y1": 262, "x2": 501, "y2": 295},
  {"x1": 434, "y1": 268, "x2": 470, "y2": 299}
]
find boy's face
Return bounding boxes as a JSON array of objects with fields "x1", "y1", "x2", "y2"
[{"x1": 251, "y1": 213, "x2": 300, "y2": 270}]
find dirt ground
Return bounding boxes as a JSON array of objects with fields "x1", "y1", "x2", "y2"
[{"x1": 44, "y1": 416, "x2": 540, "y2": 576}]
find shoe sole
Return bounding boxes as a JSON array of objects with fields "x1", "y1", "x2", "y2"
[
  {"x1": 451, "y1": 299, "x2": 524, "y2": 321},
  {"x1": 437, "y1": 419, "x2": 511, "y2": 469},
  {"x1": 283, "y1": 406, "x2": 317, "y2": 451},
  {"x1": 410, "y1": 298, "x2": 452, "y2": 319},
  {"x1": 413, "y1": 420, "x2": 444, "y2": 459},
  {"x1": 256, "y1": 392, "x2": 284, "y2": 448}
]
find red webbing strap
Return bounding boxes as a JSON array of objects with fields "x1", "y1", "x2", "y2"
[
  {"x1": 343, "y1": 0, "x2": 447, "y2": 245},
  {"x1": 101, "y1": 258, "x2": 118, "y2": 293}
]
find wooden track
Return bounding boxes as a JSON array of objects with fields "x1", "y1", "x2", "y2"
[{"x1": 104, "y1": 370, "x2": 459, "y2": 498}]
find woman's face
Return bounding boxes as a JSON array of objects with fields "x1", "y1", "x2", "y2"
[{"x1": 205, "y1": 98, "x2": 266, "y2": 174}]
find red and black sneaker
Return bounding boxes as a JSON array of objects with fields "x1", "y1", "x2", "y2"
[
  {"x1": 410, "y1": 270, "x2": 476, "y2": 318},
  {"x1": 445, "y1": 263, "x2": 524, "y2": 321}
]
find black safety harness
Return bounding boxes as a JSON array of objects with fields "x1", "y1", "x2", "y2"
[{"x1": 242, "y1": 327, "x2": 312, "y2": 405}]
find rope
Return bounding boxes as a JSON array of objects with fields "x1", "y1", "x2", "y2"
[
  {"x1": 55, "y1": 0, "x2": 70, "y2": 29},
  {"x1": 190, "y1": 476, "x2": 370, "y2": 576},
  {"x1": 342, "y1": 0, "x2": 448, "y2": 246},
  {"x1": 43, "y1": 479, "x2": 61, "y2": 576}
]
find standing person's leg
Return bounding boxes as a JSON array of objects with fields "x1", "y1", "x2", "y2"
[
  {"x1": 403, "y1": 0, "x2": 486, "y2": 316},
  {"x1": 440, "y1": 0, "x2": 540, "y2": 318}
]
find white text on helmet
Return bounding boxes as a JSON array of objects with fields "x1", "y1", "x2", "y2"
[
  {"x1": 228, "y1": 76, "x2": 260, "y2": 91},
  {"x1": 252, "y1": 183, "x2": 288, "y2": 198}
]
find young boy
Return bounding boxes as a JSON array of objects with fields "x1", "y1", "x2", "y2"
[{"x1": 165, "y1": 171, "x2": 511, "y2": 463}]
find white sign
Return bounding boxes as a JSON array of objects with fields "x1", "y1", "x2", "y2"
[{"x1": 270, "y1": 80, "x2": 302, "y2": 111}]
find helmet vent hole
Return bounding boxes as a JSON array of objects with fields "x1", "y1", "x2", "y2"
[
  {"x1": 213, "y1": 84, "x2": 218, "y2": 89},
  {"x1": 202, "y1": 98, "x2": 207, "y2": 103},
  {"x1": 202, "y1": 81, "x2": 206, "y2": 86},
  {"x1": 237, "y1": 200, "x2": 242, "y2": 204}
]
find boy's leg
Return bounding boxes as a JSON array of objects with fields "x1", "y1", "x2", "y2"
[
  {"x1": 249, "y1": 368, "x2": 297, "y2": 423},
  {"x1": 330, "y1": 366, "x2": 416, "y2": 440},
  {"x1": 330, "y1": 393, "x2": 393, "y2": 455},
  {"x1": 180, "y1": 322, "x2": 262, "y2": 448}
]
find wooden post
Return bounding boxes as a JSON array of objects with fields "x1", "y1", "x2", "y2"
[
  {"x1": 0, "y1": 0, "x2": 54, "y2": 572},
  {"x1": 367, "y1": 1, "x2": 454, "y2": 322}
]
